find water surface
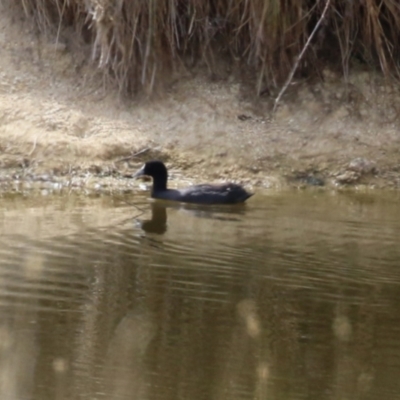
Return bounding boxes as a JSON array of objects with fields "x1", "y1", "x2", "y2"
[{"x1": 0, "y1": 190, "x2": 400, "y2": 400}]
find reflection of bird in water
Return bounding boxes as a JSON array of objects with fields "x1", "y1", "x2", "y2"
[
  {"x1": 140, "y1": 202, "x2": 167, "y2": 235},
  {"x1": 138, "y1": 200, "x2": 249, "y2": 235},
  {"x1": 134, "y1": 160, "x2": 253, "y2": 205}
]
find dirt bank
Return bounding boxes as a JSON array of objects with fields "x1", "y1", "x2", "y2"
[{"x1": 0, "y1": 5, "x2": 400, "y2": 196}]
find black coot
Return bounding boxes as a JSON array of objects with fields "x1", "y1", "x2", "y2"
[{"x1": 134, "y1": 160, "x2": 253, "y2": 205}]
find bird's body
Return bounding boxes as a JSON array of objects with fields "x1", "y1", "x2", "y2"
[
  {"x1": 151, "y1": 182, "x2": 252, "y2": 204},
  {"x1": 134, "y1": 161, "x2": 253, "y2": 205}
]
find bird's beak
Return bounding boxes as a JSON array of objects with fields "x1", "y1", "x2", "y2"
[{"x1": 133, "y1": 165, "x2": 146, "y2": 179}]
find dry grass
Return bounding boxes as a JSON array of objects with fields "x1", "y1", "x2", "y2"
[{"x1": 11, "y1": 0, "x2": 400, "y2": 96}]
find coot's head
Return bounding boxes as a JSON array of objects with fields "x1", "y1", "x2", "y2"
[{"x1": 134, "y1": 160, "x2": 168, "y2": 190}]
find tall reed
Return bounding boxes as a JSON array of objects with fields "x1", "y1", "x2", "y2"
[{"x1": 15, "y1": 0, "x2": 400, "y2": 95}]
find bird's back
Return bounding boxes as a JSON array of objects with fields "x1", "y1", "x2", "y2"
[{"x1": 177, "y1": 183, "x2": 253, "y2": 204}]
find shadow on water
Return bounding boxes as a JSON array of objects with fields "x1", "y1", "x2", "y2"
[{"x1": 0, "y1": 191, "x2": 400, "y2": 399}]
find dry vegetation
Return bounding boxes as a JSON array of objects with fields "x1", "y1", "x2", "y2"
[
  {"x1": 13, "y1": 0, "x2": 400, "y2": 96},
  {"x1": 2, "y1": 0, "x2": 400, "y2": 192}
]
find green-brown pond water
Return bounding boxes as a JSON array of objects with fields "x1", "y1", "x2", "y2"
[{"x1": 0, "y1": 190, "x2": 400, "y2": 400}]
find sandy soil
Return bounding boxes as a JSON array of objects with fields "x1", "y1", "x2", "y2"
[{"x1": 1, "y1": 4, "x2": 400, "y2": 195}]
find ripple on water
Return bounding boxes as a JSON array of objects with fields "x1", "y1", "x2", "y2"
[{"x1": 0, "y1": 191, "x2": 399, "y2": 400}]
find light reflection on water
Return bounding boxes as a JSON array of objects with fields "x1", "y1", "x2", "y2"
[{"x1": 0, "y1": 191, "x2": 400, "y2": 399}]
